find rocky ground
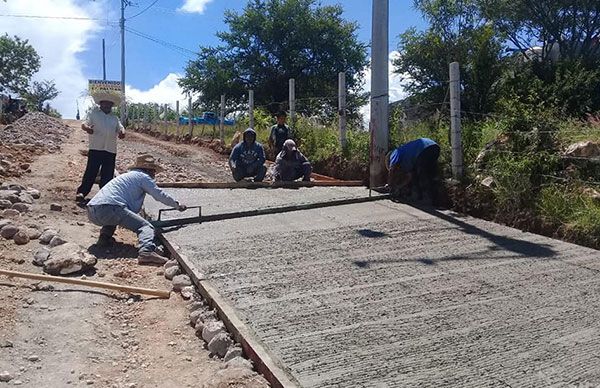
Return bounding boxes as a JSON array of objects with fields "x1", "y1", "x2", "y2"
[{"x1": 0, "y1": 116, "x2": 269, "y2": 387}]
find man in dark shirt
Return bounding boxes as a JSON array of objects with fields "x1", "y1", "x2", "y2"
[
  {"x1": 229, "y1": 128, "x2": 267, "y2": 182},
  {"x1": 268, "y1": 111, "x2": 291, "y2": 156},
  {"x1": 387, "y1": 138, "x2": 440, "y2": 203}
]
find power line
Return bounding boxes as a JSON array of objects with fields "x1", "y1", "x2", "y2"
[
  {"x1": 125, "y1": 27, "x2": 197, "y2": 58},
  {"x1": 0, "y1": 13, "x2": 112, "y2": 22},
  {"x1": 128, "y1": 0, "x2": 160, "y2": 19}
]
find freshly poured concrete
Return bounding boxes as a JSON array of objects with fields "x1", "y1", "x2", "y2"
[{"x1": 146, "y1": 188, "x2": 600, "y2": 387}]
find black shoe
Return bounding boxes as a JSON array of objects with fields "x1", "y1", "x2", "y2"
[
  {"x1": 75, "y1": 193, "x2": 86, "y2": 202},
  {"x1": 96, "y1": 235, "x2": 116, "y2": 248}
]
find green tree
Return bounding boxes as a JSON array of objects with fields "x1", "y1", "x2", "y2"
[
  {"x1": 480, "y1": 0, "x2": 600, "y2": 65},
  {"x1": 0, "y1": 34, "x2": 41, "y2": 94},
  {"x1": 23, "y1": 80, "x2": 59, "y2": 112},
  {"x1": 393, "y1": 0, "x2": 504, "y2": 115},
  {"x1": 179, "y1": 0, "x2": 368, "y2": 121}
]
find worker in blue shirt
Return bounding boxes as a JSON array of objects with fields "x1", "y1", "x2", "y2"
[
  {"x1": 229, "y1": 128, "x2": 267, "y2": 182},
  {"x1": 386, "y1": 138, "x2": 440, "y2": 203}
]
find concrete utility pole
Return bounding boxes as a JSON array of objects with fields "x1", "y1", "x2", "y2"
[
  {"x1": 449, "y1": 62, "x2": 463, "y2": 179},
  {"x1": 369, "y1": 0, "x2": 389, "y2": 188},
  {"x1": 220, "y1": 94, "x2": 225, "y2": 143},
  {"x1": 289, "y1": 78, "x2": 295, "y2": 126},
  {"x1": 249, "y1": 90, "x2": 254, "y2": 129},
  {"x1": 102, "y1": 38, "x2": 106, "y2": 81},
  {"x1": 119, "y1": 0, "x2": 129, "y2": 124},
  {"x1": 338, "y1": 72, "x2": 347, "y2": 150}
]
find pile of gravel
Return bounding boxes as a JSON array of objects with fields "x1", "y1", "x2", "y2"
[{"x1": 0, "y1": 112, "x2": 71, "y2": 151}]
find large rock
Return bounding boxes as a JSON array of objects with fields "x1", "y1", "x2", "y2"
[
  {"x1": 565, "y1": 141, "x2": 600, "y2": 158},
  {"x1": 0, "y1": 190, "x2": 20, "y2": 203},
  {"x1": 164, "y1": 265, "x2": 181, "y2": 280},
  {"x1": 39, "y1": 229, "x2": 58, "y2": 244},
  {"x1": 33, "y1": 248, "x2": 51, "y2": 266},
  {"x1": 0, "y1": 200, "x2": 12, "y2": 209},
  {"x1": 208, "y1": 332, "x2": 233, "y2": 358},
  {"x1": 13, "y1": 231, "x2": 30, "y2": 245},
  {"x1": 43, "y1": 243, "x2": 97, "y2": 275},
  {"x1": 12, "y1": 203, "x2": 31, "y2": 213},
  {"x1": 24, "y1": 227, "x2": 42, "y2": 240},
  {"x1": 0, "y1": 224, "x2": 19, "y2": 239},
  {"x1": 48, "y1": 235, "x2": 67, "y2": 247},
  {"x1": 26, "y1": 189, "x2": 41, "y2": 199},
  {"x1": 1, "y1": 209, "x2": 20, "y2": 218},
  {"x1": 172, "y1": 274, "x2": 192, "y2": 291},
  {"x1": 202, "y1": 320, "x2": 225, "y2": 343},
  {"x1": 0, "y1": 219, "x2": 11, "y2": 229},
  {"x1": 17, "y1": 192, "x2": 34, "y2": 204},
  {"x1": 223, "y1": 346, "x2": 243, "y2": 362}
]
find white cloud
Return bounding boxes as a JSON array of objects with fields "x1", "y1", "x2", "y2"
[
  {"x1": 0, "y1": 0, "x2": 108, "y2": 118},
  {"x1": 360, "y1": 50, "x2": 409, "y2": 125},
  {"x1": 177, "y1": 0, "x2": 213, "y2": 14},
  {"x1": 125, "y1": 73, "x2": 188, "y2": 109}
]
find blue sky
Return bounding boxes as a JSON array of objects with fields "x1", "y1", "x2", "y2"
[{"x1": 1, "y1": 0, "x2": 428, "y2": 117}]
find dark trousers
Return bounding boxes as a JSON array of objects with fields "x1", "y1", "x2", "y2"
[
  {"x1": 77, "y1": 150, "x2": 116, "y2": 196},
  {"x1": 412, "y1": 144, "x2": 440, "y2": 202},
  {"x1": 232, "y1": 164, "x2": 267, "y2": 182}
]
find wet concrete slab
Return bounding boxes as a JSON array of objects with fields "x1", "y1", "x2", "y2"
[{"x1": 145, "y1": 189, "x2": 600, "y2": 387}]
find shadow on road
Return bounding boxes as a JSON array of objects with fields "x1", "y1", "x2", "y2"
[{"x1": 352, "y1": 203, "x2": 557, "y2": 269}]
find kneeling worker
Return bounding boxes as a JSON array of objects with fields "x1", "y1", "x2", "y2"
[
  {"x1": 387, "y1": 138, "x2": 440, "y2": 203},
  {"x1": 273, "y1": 139, "x2": 312, "y2": 182},
  {"x1": 229, "y1": 128, "x2": 267, "y2": 182},
  {"x1": 86, "y1": 154, "x2": 187, "y2": 265}
]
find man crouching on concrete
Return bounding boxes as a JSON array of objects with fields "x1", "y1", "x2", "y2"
[
  {"x1": 229, "y1": 128, "x2": 267, "y2": 182},
  {"x1": 272, "y1": 139, "x2": 312, "y2": 182},
  {"x1": 86, "y1": 154, "x2": 187, "y2": 265},
  {"x1": 387, "y1": 138, "x2": 440, "y2": 204}
]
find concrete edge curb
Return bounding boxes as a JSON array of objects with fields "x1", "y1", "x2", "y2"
[{"x1": 157, "y1": 233, "x2": 301, "y2": 388}]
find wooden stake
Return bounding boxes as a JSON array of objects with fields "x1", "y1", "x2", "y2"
[{"x1": 0, "y1": 269, "x2": 171, "y2": 299}]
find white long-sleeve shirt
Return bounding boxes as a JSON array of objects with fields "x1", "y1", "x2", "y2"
[
  {"x1": 85, "y1": 107, "x2": 124, "y2": 154},
  {"x1": 88, "y1": 170, "x2": 178, "y2": 213}
]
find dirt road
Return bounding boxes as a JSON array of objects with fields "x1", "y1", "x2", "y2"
[{"x1": 0, "y1": 120, "x2": 267, "y2": 387}]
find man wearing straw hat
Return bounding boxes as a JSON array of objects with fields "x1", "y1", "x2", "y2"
[
  {"x1": 86, "y1": 154, "x2": 187, "y2": 265},
  {"x1": 76, "y1": 91, "x2": 125, "y2": 203}
]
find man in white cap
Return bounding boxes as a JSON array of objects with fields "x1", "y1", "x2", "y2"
[
  {"x1": 272, "y1": 139, "x2": 312, "y2": 182},
  {"x1": 76, "y1": 92, "x2": 125, "y2": 203},
  {"x1": 86, "y1": 154, "x2": 187, "y2": 265}
]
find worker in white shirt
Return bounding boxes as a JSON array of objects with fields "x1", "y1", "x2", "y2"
[
  {"x1": 76, "y1": 92, "x2": 125, "y2": 203},
  {"x1": 86, "y1": 154, "x2": 187, "y2": 265}
]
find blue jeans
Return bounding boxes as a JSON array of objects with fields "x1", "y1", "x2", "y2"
[{"x1": 87, "y1": 204, "x2": 156, "y2": 253}]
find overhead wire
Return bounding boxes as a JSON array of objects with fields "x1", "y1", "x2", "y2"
[
  {"x1": 124, "y1": 27, "x2": 197, "y2": 58},
  {"x1": 128, "y1": 0, "x2": 161, "y2": 20}
]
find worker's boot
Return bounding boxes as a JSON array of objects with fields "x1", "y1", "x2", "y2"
[
  {"x1": 138, "y1": 250, "x2": 168, "y2": 266},
  {"x1": 96, "y1": 234, "x2": 116, "y2": 248}
]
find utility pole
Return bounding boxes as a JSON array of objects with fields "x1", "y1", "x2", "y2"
[
  {"x1": 338, "y1": 72, "x2": 347, "y2": 150},
  {"x1": 369, "y1": 0, "x2": 389, "y2": 188},
  {"x1": 120, "y1": 0, "x2": 128, "y2": 124},
  {"x1": 102, "y1": 38, "x2": 106, "y2": 81}
]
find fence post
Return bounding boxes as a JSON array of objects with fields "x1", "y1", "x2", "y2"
[
  {"x1": 163, "y1": 103, "x2": 168, "y2": 135},
  {"x1": 220, "y1": 94, "x2": 225, "y2": 143},
  {"x1": 249, "y1": 90, "x2": 254, "y2": 129},
  {"x1": 449, "y1": 62, "x2": 463, "y2": 179},
  {"x1": 188, "y1": 96, "x2": 193, "y2": 138},
  {"x1": 338, "y1": 71, "x2": 347, "y2": 150},
  {"x1": 176, "y1": 100, "x2": 180, "y2": 138},
  {"x1": 289, "y1": 78, "x2": 295, "y2": 126}
]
